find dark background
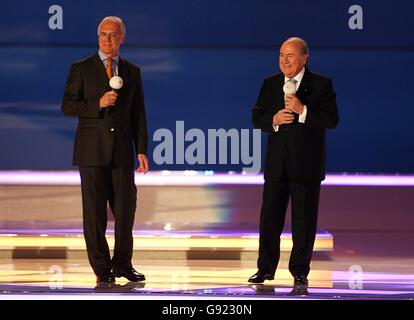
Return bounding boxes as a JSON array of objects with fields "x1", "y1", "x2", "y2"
[{"x1": 0, "y1": 0, "x2": 412, "y2": 173}]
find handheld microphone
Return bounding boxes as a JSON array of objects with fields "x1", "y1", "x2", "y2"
[
  {"x1": 283, "y1": 80, "x2": 298, "y2": 124},
  {"x1": 109, "y1": 75, "x2": 123, "y2": 91},
  {"x1": 283, "y1": 81, "x2": 297, "y2": 98},
  {"x1": 107, "y1": 76, "x2": 123, "y2": 114}
]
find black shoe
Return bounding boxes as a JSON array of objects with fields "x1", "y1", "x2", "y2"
[
  {"x1": 96, "y1": 272, "x2": 116, "y2": 284},
  {"x1": 293, "y1": 275, "x2": 309, "y2": 287},
  {"x1": 113, "y1": 267, "x2": 146, "y2": 282},
  {"x1": 248, "y1": 271, "x2": 274, "y2": 283}
]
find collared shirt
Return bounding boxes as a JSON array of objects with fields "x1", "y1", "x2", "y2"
[
  {"x1": 98, "y1": 49, "x2": 119, "y2": 76},
  {"x1": 284, "y1": 66, "x2": 305, "y2": 90},
  {"x1": 273, "y1": 67, "x2": 308, "y2": 132}
]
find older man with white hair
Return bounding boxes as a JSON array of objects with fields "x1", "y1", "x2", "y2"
[
  {"x1": 62, "y1": 16, "x2": 148, "y2": 284},
  {"x1": 250, "y1": 37, "x2": 339, "y2": 287}
]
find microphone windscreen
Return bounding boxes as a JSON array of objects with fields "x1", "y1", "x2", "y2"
[
  {"x1": 109, "y1": 76, "x2": 124, "y2": 90},
  {"x1": 283, "y1": 81, "x2": 297, "y2": 95}
]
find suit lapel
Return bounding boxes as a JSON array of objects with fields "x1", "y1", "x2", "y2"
[
  {"x1": 117, "y1": 57, "x2": 125, "y2": 79},
  {"x1": 274, "y1": 74, "x2": 285, "y2": 108},
  {"x1": 112, "y1": 57, "x2": 128, "y2": 114},
  {"x1": 92, "y1": 52, "x2": 111, "y2": 92},
  {"x1": 296, "y1": 67, "x2": 312, "y2": 103},
  {"x1": 117, "y1": 57, "x2": 127, "y2": 94}
]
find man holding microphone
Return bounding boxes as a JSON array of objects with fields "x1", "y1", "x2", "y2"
[
  {"x1": 250, "y1": 37, "x2": 339, "y2": 287},
  {"x1": 62, "y1": 16, "x2": 148, "y2": 284}
]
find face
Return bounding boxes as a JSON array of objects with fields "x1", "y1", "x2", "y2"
[
  {"x1": 98, "y1": 21, "x2": 125, "y2": 57},
  {"x1": 279, "y1": 41, "x2": 308, "y2": 78}
]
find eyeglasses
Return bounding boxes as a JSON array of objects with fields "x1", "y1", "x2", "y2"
[{"x1": 98, "y1": 32, "x2": 120, "y2": 40}]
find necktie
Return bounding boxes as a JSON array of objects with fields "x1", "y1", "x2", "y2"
[{"x1": 106, "y1": 57, "x2": 113, "y2": 79}]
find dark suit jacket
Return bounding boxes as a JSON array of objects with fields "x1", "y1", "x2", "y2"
[
  {"x1": 61, "y1": 53, "x2": 148, "y2": 168},
  {"x1": 252, "y1": 67, "x2": 339, "y2": 184}
]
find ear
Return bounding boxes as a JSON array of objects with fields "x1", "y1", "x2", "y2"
[
  {"x1": 120, "y1": 34, "x2": 126, "y2": 44},
  {"x1": 304, "y1": 54, "x2": 309, "y2": 65}
]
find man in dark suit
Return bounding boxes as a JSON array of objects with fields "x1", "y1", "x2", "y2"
[
  {"x1": 249, "y1": 37, "x2": 339, "y2": 287},
  {"x1": 61, "y1": 16, "x2": 148, "y2": 284}
]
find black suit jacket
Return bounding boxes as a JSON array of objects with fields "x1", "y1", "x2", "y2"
[
  {"x1": 252, "y1": 68, "x2": 339, "y2": 184},
  {"x1": 61, "y1": 53, "x2": 148, "y2": 168}
]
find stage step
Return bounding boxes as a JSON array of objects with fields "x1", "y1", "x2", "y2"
[
  {"x1": 0, "y1": 230, "x2": 333, "y2": 260},
  {"x1": 0, "y1": 171, "x2": 335, "y2": 260}
]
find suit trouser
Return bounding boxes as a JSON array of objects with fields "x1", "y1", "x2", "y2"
[
  {"x1": 79, "y1": 164, "x2": 137, "y2": 276},
  {"x1": 257, "y1": 178, "x2": 320, "y2": 277}
]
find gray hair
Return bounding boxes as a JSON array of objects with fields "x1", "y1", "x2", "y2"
[
  {"x1": 282, "y1": 37, "x2": 309, "y2": 55},
  {"x1": 97, "y1": 16, "x2": 126, "y2": 35}
]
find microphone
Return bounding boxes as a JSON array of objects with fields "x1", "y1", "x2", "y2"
[
  {"x1": 109, "y1": 75, "x2": 123, "y2": 91},
  {"x1": 283, "y1": 80, "x2": 298, "y2": 124},
  {"x1": 283, "y1": 80, "x2": 297, "y2": 98},
  {"x1": 107, "y1": 76, "x2": 123, "y2": 114}
]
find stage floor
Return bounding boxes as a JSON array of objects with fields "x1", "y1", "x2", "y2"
[
  {"x1": 1, "y1": 172, "x2": 413, "y2": 300},
  {"x1": 1, "y1": 231, "x2": 414, "y2": 300}
]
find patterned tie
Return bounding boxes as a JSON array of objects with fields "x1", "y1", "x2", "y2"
[
  {"x1": 106, "y1": 57, "x2": 113, "y2": 79},
  {"x1": 288, "y1": 78, "x2": 298, "y2": 86}
]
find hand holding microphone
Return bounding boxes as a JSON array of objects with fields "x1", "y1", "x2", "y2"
[
  {"x1": 99, "y1": 76, "x2": 124, "y2": 109},
  {"x1": 283, "y1": 80, "x2": 297, "y2": 98},
  {"x1": 272, "y1": 80, "x2": 303, "y2": 126},
  {"x1": 99, "y1": 91, "x2": 118, "y2": 109},
  {"x1": 283, "y1": 80, "x2": 304, "y2": 115}
]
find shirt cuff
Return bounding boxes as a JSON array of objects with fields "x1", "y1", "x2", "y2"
[
  {"x1": 299, "y1": 105, "x2": 307, "y2": 123},
  {"x1": 272, "y1": 124, "x2": 279, "y2": 132}
]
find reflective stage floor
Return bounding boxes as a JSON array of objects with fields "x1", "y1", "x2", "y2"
[
  {"x1": 1, "y1": 172, "x2": 413, "y2": 301},
  {"x1": 1, "y1": 231, "x2": 414, "y2": 300}
]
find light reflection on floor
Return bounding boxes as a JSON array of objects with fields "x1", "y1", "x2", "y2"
[{"x1": 0, "y1": 259, "x2": 413, "y2": 300}]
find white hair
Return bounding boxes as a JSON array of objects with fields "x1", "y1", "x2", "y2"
[
  {"x1": 97, "y1": 16, "x2": 126, "y2": 35},
  {"x1": 282, "y1": 37, "x2": 309, "y2": 55}
]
